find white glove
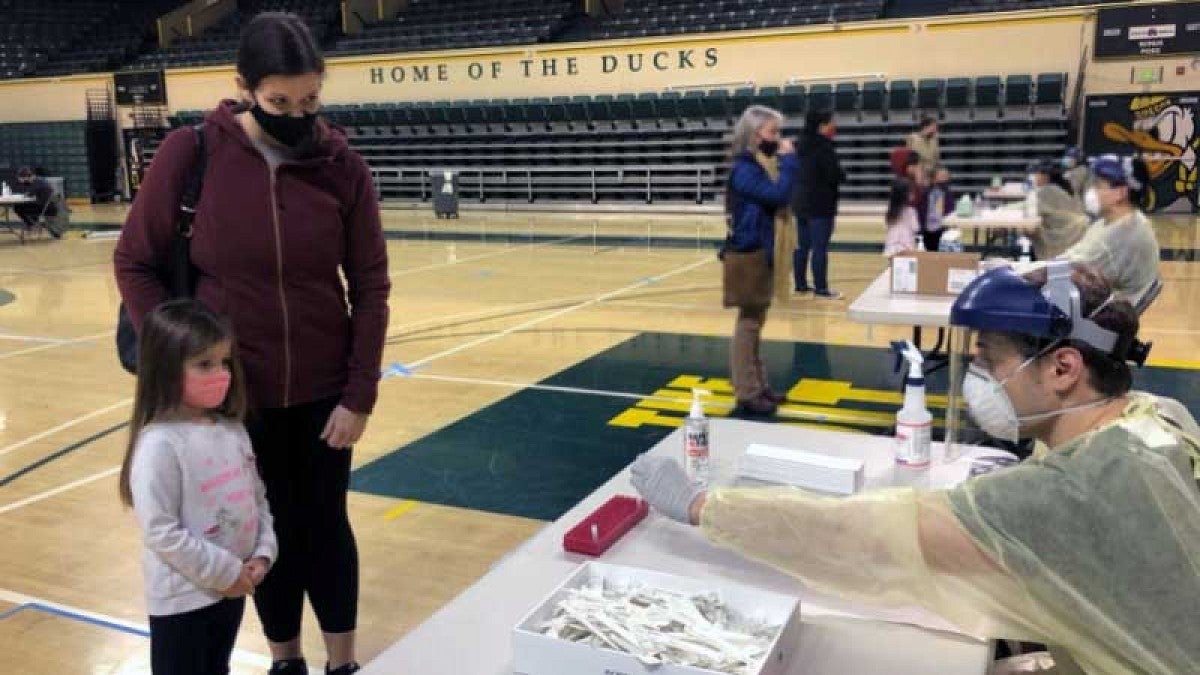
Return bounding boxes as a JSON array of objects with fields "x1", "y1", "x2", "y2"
[{"x1": 629, "y1": 454, "x2": 705, "y2": 524}]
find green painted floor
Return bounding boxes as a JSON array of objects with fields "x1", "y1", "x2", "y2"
[{"x1": 350, "y1": 333, "x2": 1200, "y2": 521}]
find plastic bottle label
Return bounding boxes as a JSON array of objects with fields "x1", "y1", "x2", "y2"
[
  {"x1": 685, "y1": 427, "x2": 710, "y2": 485},
  {"x1": 895, "y1": 421, "x2": 932, "y2": 467}
]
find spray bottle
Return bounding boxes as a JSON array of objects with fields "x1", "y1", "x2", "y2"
[
  {"x1": 892, "y1": 341, "x2": 932, "y2": 467},
  {"x1": 684, "y1": 389, "x2": 712, "y2": 487}
]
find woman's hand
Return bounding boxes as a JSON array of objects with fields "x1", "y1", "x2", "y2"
[
  {"x1": 778, "y1": 138, "x2": 796, "y2": 155},
  {"x1": 321, "y1": 405, "x2": 369, "y2": 450}
]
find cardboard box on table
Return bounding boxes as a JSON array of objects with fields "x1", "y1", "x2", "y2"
[{"x1": 890, "y1": 252, "x2": 981, "y2": 296}]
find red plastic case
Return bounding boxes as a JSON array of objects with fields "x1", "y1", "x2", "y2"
[{"x1": 562, "y1": 495, "x2": 649, "y2": 556}]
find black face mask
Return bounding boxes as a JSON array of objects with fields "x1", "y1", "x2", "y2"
[
  {"x1": 758, "y1": 140, "x2": 780, "y2": 156},
  {"x1": 251, "y1": 103, "x2": 318, "y2": 148}
]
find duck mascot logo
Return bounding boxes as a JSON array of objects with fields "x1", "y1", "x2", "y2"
[{"x1": 1103, "y1": 94, "x2": 1199, "y2": 212}]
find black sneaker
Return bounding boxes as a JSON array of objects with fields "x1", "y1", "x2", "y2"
[
  {"x1": 269, "y1": 659, "x2": 308, "y2": 675},
  {"x1": 327, "y1": 663, "x2": 361, "y2": 675},
  {"x1": 814, "y1": 288, "x2": 843, "y2": 299},
  {"x1": 794, "y1": 285, "x2": 813, "y2": 294},
  {"x1": 733, "y1": 394, "x2": 778, "y2": 417}
]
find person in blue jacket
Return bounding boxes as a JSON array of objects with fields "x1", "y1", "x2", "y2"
[{"x1": 721, "y1": 105, "x2": 799, "y2": 416}]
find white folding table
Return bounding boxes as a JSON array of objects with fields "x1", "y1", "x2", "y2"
[
  {"x1": 0, "y1": 194, "x2": 36, "y2": 243},
  {"x1": 945, "y1": 211, "x2": 1041, "y2": 254},
  {"x1": 361, "y1": 420, "x2": 1004, "y2": 675}
]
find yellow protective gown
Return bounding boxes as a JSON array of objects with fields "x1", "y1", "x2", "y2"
[
  {"x1": 700, "y1": 394, "x2": 1200, "y2": 675},
  {"x1": 1062, "y1": 210, "x2": 1161, "y2": 306},
  {"x1": 1032, "y1": 185, "x2": 1089, "y2": 260}
]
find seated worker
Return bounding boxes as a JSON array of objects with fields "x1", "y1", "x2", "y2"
[
  {"x1": 631, "y1": 261, "x2": 1199, "y2": 675},
  {"x1": 1061, "y1": 156, "x2": 1160, "y2": 308},
  {"x1": 1061, "y1": 147, "x2": 1091, "y2": 207},
  {"x1": 14, "y1": 166, "x2": 61, "y2": 239},
  {"x1": 1028, "y1": 159, "x2": 1088, "y2": 260}
]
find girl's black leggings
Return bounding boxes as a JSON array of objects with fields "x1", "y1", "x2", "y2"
[{"x1": 149, "y1": 598, "x2": 244, "y2": 675}]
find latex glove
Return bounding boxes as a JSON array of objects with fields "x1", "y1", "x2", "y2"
[{"x1": 629, "y1": 454, "x2": 705, "y2": 525}]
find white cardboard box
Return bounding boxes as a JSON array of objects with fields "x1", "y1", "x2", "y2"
[
  {"x1": 513, "y1": 562, "x2": 802, "y2": 675},
  {"x1": 738, "y1": 443, "x2": 865, "y2": 496}
]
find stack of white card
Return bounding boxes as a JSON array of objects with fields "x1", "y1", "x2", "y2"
[{"x1": 737, "y1": 443, "x2": 864, "y2": 496}]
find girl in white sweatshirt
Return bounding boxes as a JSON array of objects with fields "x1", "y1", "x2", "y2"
[{"x1": 120, "y1": 299, "x2": 276, "y2": 675}]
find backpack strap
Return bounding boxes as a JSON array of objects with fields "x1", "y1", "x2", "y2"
[{"x1": 178, "y1": 124, "x2": 207, "y2": 238}]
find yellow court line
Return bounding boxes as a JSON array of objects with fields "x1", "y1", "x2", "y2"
[
  {"x1": 1146, "y1": 358, "x2": 1200, "y2": 371},
  {"x1": 384, "y1": 500, "x2": 420, "y2": 521}
]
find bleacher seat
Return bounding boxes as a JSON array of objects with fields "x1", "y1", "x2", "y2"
[
  {"x1": 755, "y1": 87, "x2": 782, "y2": 110},
  {"x1": 731, "y1": 87, "x2": 756, "y2": 116},
  {"x1": 889, "y1": 80, "x2": 915, "y2": 122},
  {"x1": 631, "y1": 93, "x2": 658, "y2": 124},
  {"x1": 974, "y1": 76, "x2": 1002, "y2": 120},
  {"x1": 808, "y1": 84, "x2": 834, "y2": 114},
  {"x1": 588, "y1": 95, "x2": 615, "y2": 128},
  {"x1": 612, "y1": 94, "x2": 637, "y2": 125},
  {"x1": 1004, "y1": 74, "x2": 1033, "y2": 120},
  {"x1": 703, "y1": 89, "x2": 731, "y2": 122},
  {"x1": 679, "y1": 91, "x2": 707, "y2": 126},
  {"x1": 861, "y1": 81, "x2": 886, "y2": 123},
  {"x1": 917, "y1": 78, "x2": 944, "y2": 116},
  {"x1": 833, "y1": 82, "x2": 860, "y2": 124},
  {"x1": 529, "y1": 98, "x2": 553, "y2": 127},
  {"x1": 1035, "y1": 72, "x2": 1066, "y2": 119},
  {"x1": 566, "y1": 96, "x2": 591, "y2": 127},
  {"x1": 944, "y1": 77, "x2": 971, "y2": 120},
  {"x1": 780, "y1": 85, "x2": 807, "y2": 116},
  {"x1": 659, "y1": 91, "x2": 683, "y2": 124}
]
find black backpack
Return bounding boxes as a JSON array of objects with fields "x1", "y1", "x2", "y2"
[{"x1": 115, "y1": 124, "x2": 207, "y2": 374}]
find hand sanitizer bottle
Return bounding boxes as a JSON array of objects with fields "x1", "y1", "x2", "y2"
[{"x1": 684, "y1": 389, "x2": 712, "y2": 487}]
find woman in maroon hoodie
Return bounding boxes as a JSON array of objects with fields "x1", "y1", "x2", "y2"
[{"x1": 114, "y1": 14, "x2": 389, "y2": 675}]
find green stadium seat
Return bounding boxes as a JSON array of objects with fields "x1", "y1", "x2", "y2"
[
  {"x1": 780, "y1": 85, "x2": 806, "y2": 116},
  {"x1": 889, "y1": 80, "x2": 914, "y2": 121},
  {"x1": 808, "y1": 84, "x2": 833, "y2": 113},
  {"x1": 703, "y1": 89, "x2": 731, "y2": 121},
  {"x1": 916, "y1": 79, "x2": 943, "y2": 115}
]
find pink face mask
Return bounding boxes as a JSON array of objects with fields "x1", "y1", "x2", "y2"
[{"x1": 183, "y1": 371, "x2": 232, "y2": 410}]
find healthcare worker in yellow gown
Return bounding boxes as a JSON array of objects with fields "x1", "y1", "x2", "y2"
[{"x1": 631, "y1": 262, "x2": 1200, "y2": 675}]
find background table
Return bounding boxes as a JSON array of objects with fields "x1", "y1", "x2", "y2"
[
  {"x1": 983, "y1": 187, "x2": 1029, "y2": 203},
  {"x1": 945, "y1": 211, "x2": 1040, "y2": 255},
  {"x1": 0, "y1": 194, "x2": 36, "y2": 242},
  {"x1": 361, "y1": 420, "x2": 1007, "y2": 675}
]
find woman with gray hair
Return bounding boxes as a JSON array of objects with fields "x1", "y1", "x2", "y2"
[{"x1": 720, "y1": 105, "x2": 798, "y2": 416}]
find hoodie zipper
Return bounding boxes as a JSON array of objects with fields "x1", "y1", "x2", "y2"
[{"x1": 268, "y1": 167, "x2": 292, "y2": 408}]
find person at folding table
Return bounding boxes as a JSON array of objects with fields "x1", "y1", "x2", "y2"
[{"x1": 632, "y1": 261, "x2": 1199, "y2": 675}]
